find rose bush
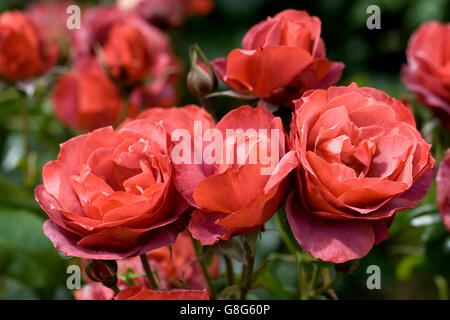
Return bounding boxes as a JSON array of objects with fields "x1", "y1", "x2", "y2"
[
  {"x1": 286, "y1": 83, "x2": 435, "y2": 263},
  {"x1": 35, "y1": 118, "x2": 189, "y2": 259},
  {"x1": 402, "y1": 21, "x2": 450, "y2": 129},
  {"x1": 212, "y1": 9, "x2": 344, "y2": 107}
]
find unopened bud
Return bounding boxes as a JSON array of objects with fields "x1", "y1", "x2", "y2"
[
  {"x1": 85, "y1": 259, "x2": 118, "y2": 288},
  {"x1": 187, "y1": 48, "x2": 217, "y2": 98}
]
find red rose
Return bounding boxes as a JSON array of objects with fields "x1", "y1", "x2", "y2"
[
  {"x1": 35, "y1": 119, "x2": 188, "y2": 259},
  {"x1": 212, "y1": 9, "x2": 344, "y2": 107},
  {"x1": 286, "y1": 83, "x2": 435, "y2": 263},
  {"x1": 72, "y1": 6, "x2": 178, "y2": 85},
  {"x1": 437, "y1": 150, "x2": 450, "y2": 231},
  {"x1": 115, "y1": 287, "x2": 209, "y2": 300},
  {"x1": 0, "y1": 11, "x2": 57, "y2": 81},
  {"x1": 402, "y1": 21, "x2": 450, "y2": 129},
  {"x1": 173, "y1": 105, "x2": 296, "y2": 245},
  {"x1": 52, "y1": 63, "x2": 122, "y2": 131}
]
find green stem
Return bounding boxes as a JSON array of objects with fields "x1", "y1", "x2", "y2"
[
  {"x1": 314, "y1": 271, "x2": 342, "y2": 295},
  {"x1": 139, "y1": 254, "x2": 158, "y2": 289},
  {"x1": 275, "y1": 210, "x2": 298, "y2": 255},
  {"x1": 240, "y1": 240, "x2": 255, "y2": 300},
  {"x1": 224, "y1": 254, "x2": 236, "y2": 299},
  {"x1": 297, "y1": 256, "x2": 309, "y2": 300},
  {"x1": 19, "y1": 93, "x2": 31, "y2": 186},
  {"x1": 115, "y1": 97, "x2": 129, "y2": 127},
  {"x1": 190, "y1": 235, "x2": 216, "y2": 299}
]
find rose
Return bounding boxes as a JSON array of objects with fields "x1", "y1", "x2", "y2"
[
  {"x1": 286, "y1": 83, "x2": 435, "y2": 263},
  {"x1": 212, "y1": 9, "x2": 344, "y2": 107},
  {"x1": 52, "y1": 63, "x2": 122, "y2": 131},
  {"x1": 35, "y1": 119, "x2": 188, "y2": 259},
  {"x1": 0, "y1": 11, "x2": 57, "y2": 81},
  {"x1": 437, "y1": 150, "x2": 450, "y2": 232},
  {"x1": 71, "y1": 6, "x2": 177, "y2": 86},
  {"x1": 114, "y1": 287, "x2": 209, "y2": 300},
  {"x1": 402, "y1": 21, "x2": 450, "y2": 129},
  {"x1": 173, "y1": 105, "x2": 296, "y2": 245}
]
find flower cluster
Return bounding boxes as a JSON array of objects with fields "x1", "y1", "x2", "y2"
[{"x1": 1, "y1": 2, "x2": 447, "y2": 300}]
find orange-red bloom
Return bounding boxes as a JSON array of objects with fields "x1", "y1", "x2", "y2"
[
  {"x1": 52, "y1": 63, "x2": 122, "y2": 131},
  {"x1": 212, "y1": 10, "x2": 344, "y2": 107},
  {"x1": 115, "y1": 287, "x2": 209, "y2": 300},
  {"x1": 286, "y1": 84, "x2": 435, "y2": 263},
  {"x1": 0, "y1": 11, "x2": 57, "y2": 81},
  {"x1": 35, "y1": 119, "x2": 188, "y2": 259},
  {"x1": 402, "y1": 22, "x2": 450, "y2": 129},
  {"x1": 173, "y1": 105, "x2": 295, "y2": 245}
]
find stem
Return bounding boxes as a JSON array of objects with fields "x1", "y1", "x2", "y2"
[
  {"x1": 190, "y1": 235, "x2": 216, "y2": 299},
  {"x1": 239, "y1": 240, "x2": 255, "y2": 300},
  {"x1": 139, "y1": 254, "x2": 158, "y2": 289},
  {"x1": 275, "y1": 210, "x2": 298, "y2": 255},
  {"x1": 19, "y1": 93, "x2": 31, "y2": 186},
  {"x1": 224, "y1": 254, "x2": 236, "y2": 299},
  {"x1": 115, "y1": 97, "x2": 129, "y2": 127},
  {"x1": 314, "y1": 271, "x2": 342, "y2": 295},
  {"x1": 297, "y1": 256, "x2": 309, "y2": 300},
  {"x1": 224, "y1": 255, "x2": 234, "y2": 287}
]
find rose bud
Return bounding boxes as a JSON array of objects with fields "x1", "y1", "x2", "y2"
[
  {"x1": 211, "y1": 9, "x2": 344, "y2": 107},
  {"x1": 286, "y1": 83, "x2": 435, "y2": 263},
  {"x1": 0, "y1": 11, "x2": 57, "y2": 82},
  {"x1": 51, "y1": 63, "x2": 122, "y2": 131},
  {"x1": 187, "y1": 49, "x2": 217, "y2": 99},
  {"x1": 437, "y1": 150, "x2": 450, "y2": 232},
  {"x1": 114, "y1": 287, "x2": 209, "y2": 300},
  {"x1": 85, "y1": 259, "x2": 118, "y2": 288},
  {"x1": 35, "y1": 119, "x2": 189, "y2": 260},
  {"x1": 402, "y1": 22, "x2": 450, "y2": 129}
]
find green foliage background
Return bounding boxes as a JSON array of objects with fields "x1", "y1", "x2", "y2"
[{"x1": 0, "y1": 0, "x2": 449, "y2": 299}]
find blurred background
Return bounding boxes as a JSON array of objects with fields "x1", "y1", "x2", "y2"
[{"x1": 0, "y1": 0, "x2": 449, "y2": 299}]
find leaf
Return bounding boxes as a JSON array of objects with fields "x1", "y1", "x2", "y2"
[
  {"x1": 218, "y1": 285, "x2": 240, "y2": 300},
  {"x1": 0, "y1": 207, "x2": 66, "y2": 287}
]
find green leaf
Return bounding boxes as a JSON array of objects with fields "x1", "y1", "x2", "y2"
[{"x1": 0, "y1": 207, "x2": 66, "y2": 288}]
